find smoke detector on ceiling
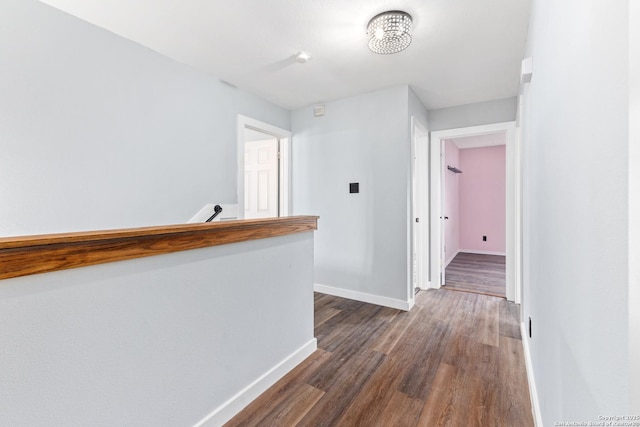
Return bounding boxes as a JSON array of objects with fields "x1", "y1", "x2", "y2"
[{"x1": 296, "y1": 52, "x2": 311, "y2": 63}]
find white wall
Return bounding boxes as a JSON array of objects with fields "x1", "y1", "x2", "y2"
[
  {"x1": 0, "y1": 232, "x2": 315, "y2": 426},
  {"x1": 428, "y1": 97, "x2": 517, "y2": 131},
  {"x1": 521, "y1": 0, "x2": 629, "y2": 423},
  {"x1": 292, "y1": 86, "x2": 414, "y2": 306},
  {"x1": 0, "y1": 0, "x2": 289, "y2": 237},
  {"x1": 0, "y1": 2, "x2": 313, "y2": 425},
  {"x1": 630, "y1": 0, "x2": 640, "y2": 413},
  {"x1": 408, "y1": 86, "x2": 430, "y2": 128}
]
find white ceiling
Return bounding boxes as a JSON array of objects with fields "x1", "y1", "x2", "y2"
[{"x1": 39, "y1": 0, "x2": 532, "y2": 111}]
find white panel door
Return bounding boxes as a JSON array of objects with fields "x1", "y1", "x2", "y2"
[
  {"x1": 413, "y1": 121, "x2": 430, "y2": 291},
  {"x1": 244, "y1": 138, "x2": 279, "y2": 218}
]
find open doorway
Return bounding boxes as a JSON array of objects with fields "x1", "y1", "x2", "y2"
[
  {"x1": 429, "y1": 122, "x2": 521, "y2": 303},
  {"x1": 243, "y1": 128, "x2": 279, "y2": 218},
  {"x1": 442, "y1": 134, "x2": 507, "y2": 298},
  {"x1": 237, "y1": 115, "x2": 291, "y2": 219}
]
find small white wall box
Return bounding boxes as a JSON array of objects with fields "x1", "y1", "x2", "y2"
[
  {"x1": 521, "y1": 57, "x2": 533, "y2": 83},
  {"x1": 313, "y1": 105, "x2": 325, "y2": 117}
]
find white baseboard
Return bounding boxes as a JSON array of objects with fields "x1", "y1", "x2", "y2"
[
  {"x1": 314, "y1": 283, "x2": 412, "y2": 311},
  {"x1": 445, "y1": 250, "x2": 461, "y2": 267},
  {"x1": 193, "y1": 338, "x2": 317, "y2": 427},
  {"x1": 520, "y1": 322, "x2": 543, "y2": 427},
  {"x1": 459, "y1": 249, "x2": 507, "y2": 256}
]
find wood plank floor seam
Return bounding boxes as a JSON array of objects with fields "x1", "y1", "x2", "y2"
[{"x1": 225, "y1": 289, "x2": 533, "y2": 427}]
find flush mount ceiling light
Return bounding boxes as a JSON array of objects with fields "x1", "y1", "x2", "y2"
[{"x1": 367, "y1": 10, "x2": 413, "y2": 54}]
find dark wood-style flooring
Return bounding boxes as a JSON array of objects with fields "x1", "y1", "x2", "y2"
[
  {"x1": 445, "y1": 252, "x2": 506, "y2": 298},
  {"x1": 225, "y1": 289, "x2": 533, "y2": 427}
]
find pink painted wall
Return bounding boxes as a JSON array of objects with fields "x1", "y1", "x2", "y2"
[
  {"x1": 444, "y1": 140, "x2": 460, "y2": 264},
  {"x1": 459, "y1": 145, "x2": 506, "y2": 253}
]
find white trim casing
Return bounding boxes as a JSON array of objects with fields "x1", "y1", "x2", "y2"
[
  {"x1": 314, "y1": 283, "x2": 414, "y2": 312},
  {"x1": 504, "y1": 124, "x2": 517, "y2": 302},
  {"x1": 193, "y1": 339, "x2": 317, "y2": 427},
  {"x1": 410, "y1": 117, "x2": 431, "y2": 303},
  {"x1": 279, "y1": 137, "x2": 291, "y2": 216},
  {"x1": 520, "y1": 323, "x2": 543, "y2": 427},
  {"x1": 429, "y1": 136, "x2": 443, "y2": 290},
  {"x1": 630, "y1": 0, "x2": 640, "y2": 413},
  {"x1": 515, "y1": 104, "x2": 524, "y2": 305},
  {"x1": 237, "y1": 115, "x2": 292, "y2": 219}
]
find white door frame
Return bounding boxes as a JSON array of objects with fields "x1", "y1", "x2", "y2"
[
  {"x1": 410, "y1": 116, "x2": 430, "y2": 305},
  {"x1": 630, "y1": 0, "x2": 640, "y2": 411},
  {"x1": 237, "y1": 115, "x2": 291, "y2": 218},
  {"x1": 429, "y1": 121, "x2": 521, "y2": 303}
]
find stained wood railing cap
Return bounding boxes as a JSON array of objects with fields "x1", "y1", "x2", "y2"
[{"x1": 0, "y1": 215, "x2": 318, "y2": 280}]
